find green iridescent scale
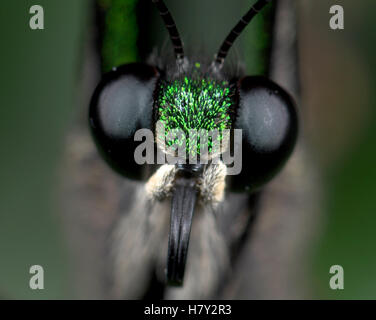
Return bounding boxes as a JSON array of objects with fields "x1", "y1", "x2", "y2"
[{"x1": 156, "y1": 75, "x2": 234, "y2": 157}]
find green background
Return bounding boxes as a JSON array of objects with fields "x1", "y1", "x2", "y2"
[{"x1": 0, "y1": 0, "x2": 375, "y2": 299}]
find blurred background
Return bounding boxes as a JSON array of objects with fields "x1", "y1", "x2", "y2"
[{"x1": 0, "y1": 0, "x2": 375, "y2": 299}]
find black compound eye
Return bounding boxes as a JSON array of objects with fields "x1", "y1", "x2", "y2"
[
  {"x1": 89, "y1": 63, "x2": 160, "y2": 179},
  {"x1": 229, "y1": 76, "x2": 298, "y2": 192}
]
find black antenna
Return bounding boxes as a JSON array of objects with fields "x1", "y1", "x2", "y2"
[
  {"x1": 152, "y1": 0, "x2": 184, "y2": 63},
  {"x1": 213, "y1": 0, "x2": 272, "y2": 68}
]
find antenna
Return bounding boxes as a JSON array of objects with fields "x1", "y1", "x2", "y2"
[
  {"x1": 213, "y1": 0, "x2": 272, "y2": 68},
  {"x1": 152, "y1": 0, "x2": 184, "y2": 63}
]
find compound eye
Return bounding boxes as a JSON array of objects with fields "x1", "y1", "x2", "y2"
[
  {"x1": 89, "y1": 63, "x2": 160, "y2": 179},
  {"x1": 229, "y1": 76, "x2": 298, "y2": 192}
]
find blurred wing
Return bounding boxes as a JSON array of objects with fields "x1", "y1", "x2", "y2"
[{"x1": 221, "y1": 0, "x2": 322, "y2": 299}]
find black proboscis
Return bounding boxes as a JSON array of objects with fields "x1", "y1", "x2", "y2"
[{"x1": 167, "y1": 177, "x2": 198, "y2": 285}]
